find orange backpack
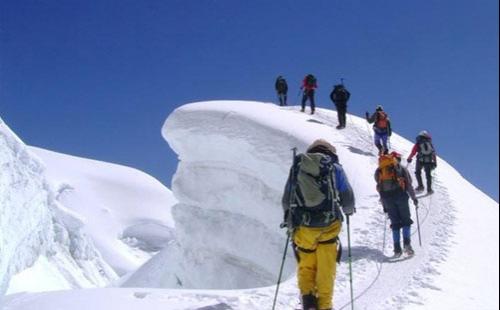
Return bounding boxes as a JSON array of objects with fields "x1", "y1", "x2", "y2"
[{"x1": 377, "y1": 154, "x2": 405, "y2": 192}]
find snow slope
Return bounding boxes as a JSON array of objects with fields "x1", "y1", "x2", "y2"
[
  {"x1": 1, "y1": 115, "x2": 177, "y2": 306},
  {"x1": 0, "y1": 117, "x2": 116, "y2": 305},
  {"x1": 26, "y1": 147, "x2": 177, "y2": 276},
  {"x1": 3, "y1": 101, "x2": 499, "y2": 310}
]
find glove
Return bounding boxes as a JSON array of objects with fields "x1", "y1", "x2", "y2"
[
  {"x1": 343, "y1": 205, "x2": 356, "y2": 216},
  {"x1": 413, "y1": 199, "x2": 419, "y2": 206},
  {"x1": 407, "y1": 158, "x2": 412, "y2": 164}
]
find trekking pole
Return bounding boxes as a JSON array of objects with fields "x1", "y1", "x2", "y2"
[
  {"x1": 346, "y1": 215, "x2": 355, "y2": 310},
  {"x1": 272, "y1": 147, "x2": 297, "y2": 310},
  {"x1": 272, "y1": 233, "x2": 290, "y2": 310},
  {"x1": 415, "y1": 204, "x2": 422, "y2": 247}
]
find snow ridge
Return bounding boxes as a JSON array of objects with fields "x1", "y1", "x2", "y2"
[
  {"x1": 156, "y1": 101, "x2": 497, "y2": 309},
  {"x1": 0, "y1": 117, "x2": 116, "y2": 304},
  {"x1": 2, "y1": 101, "x2": 498, "y2": 310}
]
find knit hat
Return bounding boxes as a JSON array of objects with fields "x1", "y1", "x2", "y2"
[{"x1": 307, "y1": 139, "x2": 337, "y2": 155}]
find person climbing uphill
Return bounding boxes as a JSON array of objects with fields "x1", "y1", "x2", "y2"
[
  {"x1": 275, "y1": 75, "x2": 288, "y2": 106},
  {"x1": 330, "y1": 84, "x2": 351, "y2": 129},
  {"x1": 375, "y1": 151, "x2": 418, "y2": 257},
  {"x1": 366, "y1": 105, "x2": 392, "y2": 155},
  {"x1": 282, "y1": 139, "x2": 355, "y2": 310},
  {"x1": 301, "y1": 74, "x2": 317, "y2": 115},
  {"x1": 407, "y1": 130, "x2": 437, "y2": 194}
]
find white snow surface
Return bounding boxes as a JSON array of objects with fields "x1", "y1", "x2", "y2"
[
  {"x1": 3, "y1": 101, "x2": 499, "y2": 310},
  {"x1": 0, "y1": 117, "x2": 116, "y2": 304},
  {"x1": 26, "y1": 147, "x2": 177, "y2": 276},
  {"x1": 1, "y1": 116, "x2": 177, "y2": 306}
]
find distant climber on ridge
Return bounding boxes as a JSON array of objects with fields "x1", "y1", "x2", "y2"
[
  {"x1": 300, "y1": 74, "x2": 317, "y2": 115},
  {"x1": 330, "y1": 83, "x2": 351, "y2": 129},
  {"x1": 275, "y1": 75, "x2": 288, "y2": 106}
]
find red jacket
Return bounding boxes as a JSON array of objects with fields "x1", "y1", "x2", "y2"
[{"x1": 302, "y1": 77, "x2": 317, "y2": 91}]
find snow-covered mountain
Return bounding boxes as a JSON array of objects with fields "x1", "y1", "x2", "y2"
[
  {"x1": 26, "y1": 147, "x2": 176, "y2": 277},
  {"x1": 0, "y1": 117, "x2": 177, "y2": 304},
  {"x1": 0, "y1": 117, "x2": 115, "y2": 304},
  {"x1": 2, "y1": 101, "x2": 499, "y2": 310}
]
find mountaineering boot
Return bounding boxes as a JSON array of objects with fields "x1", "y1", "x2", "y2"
[
  {"x1": 427, "y1": 179, "x2": 433, "y2": 194},
  {"x1": 302, "y1": 294, "x2": 317, "y2": 310},
  {"x1": 393, "y1": 242, "x2": 402, "y2": 258},
  {"x1": 403, "y1": 238, "x2": 415, "y2": 256},
  {"x1": 415, "y1": 185, "x2": 424, "y2": 192}
]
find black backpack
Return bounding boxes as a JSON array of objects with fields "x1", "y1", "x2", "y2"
[
  {"x1": 334, "y1": 87, "x2": 349, "y2": 102},
  {"x1": 276, "y1": 78, "x2": 287, "y2": 92}
]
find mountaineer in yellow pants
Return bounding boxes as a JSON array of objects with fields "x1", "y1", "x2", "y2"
[
  {"x1": 294, "y1": 221, "x2": 342, "y2": 309},
  {"x1": 282, "y1": 139, "x2": 355, "y2": 310}
]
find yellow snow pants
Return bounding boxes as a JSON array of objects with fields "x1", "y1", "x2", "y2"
[{"x1": 293, "y1": 220, "x2": 341, "y2": 310}]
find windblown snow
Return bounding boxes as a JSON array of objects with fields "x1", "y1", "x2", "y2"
[{"x1": 2, "y1": 101, "x2": 499, "y2": 310}]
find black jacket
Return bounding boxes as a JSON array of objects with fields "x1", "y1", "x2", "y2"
[
  {"x1": 330, "y1": 86, "x2": 351, "y2": 105},
  {"x1": 275, "y1": 78, "x2": 288, "y2": 93}
]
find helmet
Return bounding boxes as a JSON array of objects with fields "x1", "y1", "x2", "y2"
[
  {"x1": 418, "y1": 130, "x2": 430, "y2": 137},
  {"x1": 376, "y1": 105, "x2": 383, "y2": 111}
]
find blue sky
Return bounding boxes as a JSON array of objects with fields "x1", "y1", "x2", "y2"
[{"x1": 1, "y1": 0, "x2": 498, "y2": 201}]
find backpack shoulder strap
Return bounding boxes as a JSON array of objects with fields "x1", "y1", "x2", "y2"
[{"x1": 329, "y1": 163, "x2": 341, "y2": 203}]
